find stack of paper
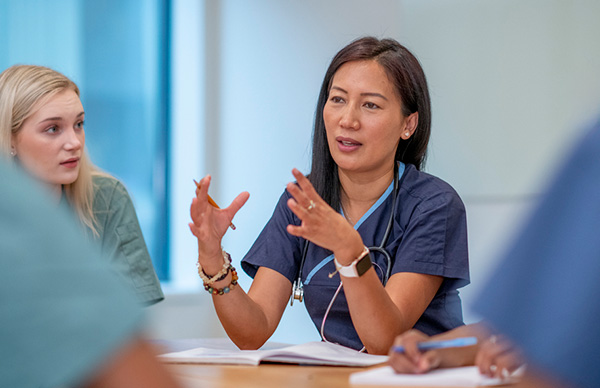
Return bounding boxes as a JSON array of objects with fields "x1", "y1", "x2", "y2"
[{"x1": 350, "y1": 365, "x2": 520, "y2": 386}]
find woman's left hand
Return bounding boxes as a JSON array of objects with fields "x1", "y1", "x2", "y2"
[
  {"x1": 475, "y1": 334, "x2": 525, "y2": 379},
  {"x1": 285, "y1": 168, "x2": 363, "y2": 261}
]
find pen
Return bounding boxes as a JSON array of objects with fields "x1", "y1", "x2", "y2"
[
  {"x1": 193, "y1": 179, "x2": 236, "y2": 230},
  {"x1": 392, "y1": 336, "x2": 478, "y2": 354}
]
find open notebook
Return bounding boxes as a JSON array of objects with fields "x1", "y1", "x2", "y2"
[
  {"x1": 159, "y1": 340, "x2": 388, "y2": 367},
  {"x1": 350, "y1": 365, "x2": 522, "y2": 386}
]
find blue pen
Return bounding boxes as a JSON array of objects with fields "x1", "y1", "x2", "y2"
[{"x1": 393, "y1": 336, "x2": 478, "y2": 353}]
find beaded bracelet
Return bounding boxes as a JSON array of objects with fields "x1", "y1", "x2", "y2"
[
  {"x1": 204, "y1": 266, "x2": 239, "y2": 295},
  {"x1": 197, "y1": 249, "x2": 231, "y2": 285}
]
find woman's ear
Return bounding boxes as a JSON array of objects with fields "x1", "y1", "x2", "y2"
[{"x1": 401, "y1": 112, "x2": 419, "y2": 140}]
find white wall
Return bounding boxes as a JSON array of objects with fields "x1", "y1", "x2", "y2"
[{"x1": 152, "y1": 0, "x2": 600, "y2": 343}]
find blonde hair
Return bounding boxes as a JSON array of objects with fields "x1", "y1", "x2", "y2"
[{"x1": 0, "y1": 64, "x2": 107, "y2": 236}]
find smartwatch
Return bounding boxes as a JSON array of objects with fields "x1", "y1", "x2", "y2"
[{"x1": 333, "y1": 246, "x2": 372, "y2": 278}]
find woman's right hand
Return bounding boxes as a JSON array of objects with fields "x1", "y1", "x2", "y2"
[
  {"x1": 189, "y1": 175, "x2": 249, "y2": 271},
  {"x1": 388, "y1": 330, "x2": 441, "y2": 374}
]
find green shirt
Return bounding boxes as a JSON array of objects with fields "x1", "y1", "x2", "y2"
[{"x1": 67, "y1": 175, "x2": 164, "y2": 305}]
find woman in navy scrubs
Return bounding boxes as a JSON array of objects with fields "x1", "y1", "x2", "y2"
[{"x1": 190, "y1": 37, "x2": 469, "y2": 355}]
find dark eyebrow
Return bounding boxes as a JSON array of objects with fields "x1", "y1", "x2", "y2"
[
  {"x1": 330, "y1": 86, "x2": 388, "y2": 101},
  {"x1": 330, "y1": 86, "x2": 348, "y2": 94},
  {"x1": 361, "y1": 92, "x2": 388, "y2": 101},
  {"x1": 38, "y1": 111, "x2": 85, "y2": 124}
]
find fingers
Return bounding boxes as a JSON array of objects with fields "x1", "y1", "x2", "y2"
[
  {"x1": 285, "y1": 188, "x2": 336, "y2": 241},
  {"x1": 493, "y1": 350, "x2": 523, "y2": 376},
  {"x1": 190, "y1": 176, "x2": 211, "y2": 223},
  {"x1": 389, "y1": 350, "x2": 438, "y2": 375},
  {"x1": 389, "y1": 351, "x2": 420, "y2": 374},
  {"x1": 188, "y1": 221, "x2": 203, "y2": 240},
  {"x1": 476, "y1": 336, "x2": 505, "y2": 375},
  {"x1": 229, "y1": 191, "x2": 250, "y2": 216},
  {"x1": 190, "y1": 175, "x2": 248, "y2": 240},
  {"x1": 194, "y1": 175, "x2": 211, "y2": 199},
  {"x1": 285, "y1": 169, "x2": 325, "y2": 237},
  {"x1": 286, "y1": 174, "x2": 321, "y2": 216},
  {"x1": 389, "y1": 330, "x2": 437, "y2": 374},
  {"x1": 476, "y1": 335, "x2": 523, "y2": 378},
  {"x1": 286, "y1": 192, "x2": 318, "y2": 223},
  {"x1": 190, "y1": 197, "x2": 206, "y2": 225},
  {"x1": 285, "y1": 198, "x2": 315, "y2": 238},
  {"x1": 397, "y1": 330, "x2": 428, "y2": 364},
  {"x1": 291, "y1": 168, "x2": 319, "y2": 199}
]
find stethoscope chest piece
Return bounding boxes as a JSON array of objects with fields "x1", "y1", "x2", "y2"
[{"x1": 290, "y1": 279, "x2": 303, "y2": 306}]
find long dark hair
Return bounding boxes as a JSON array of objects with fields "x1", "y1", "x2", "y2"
[{"x1": 309, "y1": 37, "x2": 431, "y2": 211}]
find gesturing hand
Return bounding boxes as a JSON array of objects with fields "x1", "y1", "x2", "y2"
[
  {"x1": 189, "y1": 175, "x2": 249, "y2": 259},
  {"x1": 285, "y1": 168, "x2": 363, "y2": 262}
]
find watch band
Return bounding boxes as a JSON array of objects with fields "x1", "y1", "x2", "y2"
[{"x1": 333, "y1": 246, "x2": 372, "y2": 278}]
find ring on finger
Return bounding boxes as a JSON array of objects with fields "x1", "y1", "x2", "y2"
[{"x1": 307, "y1": 200, "x2": 316, "y2": 211}]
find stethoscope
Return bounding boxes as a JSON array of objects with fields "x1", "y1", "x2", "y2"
[{"x1": 290, "y1": 166, "x2": 400, "y2": 306}]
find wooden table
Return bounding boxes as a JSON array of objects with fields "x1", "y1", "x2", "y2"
[
  {"x1": 167, "y1": 363, "x2": 379, "y2": 388},
  {"x1": 166, "y1": 363, "x2": 546, "y2": 388}
]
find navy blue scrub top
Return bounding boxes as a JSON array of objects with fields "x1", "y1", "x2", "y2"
[{"x1": 242, "y1": 163, "x2": 470, "y2": 351}]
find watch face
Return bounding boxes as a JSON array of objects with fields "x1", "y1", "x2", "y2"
[{"x1": 356, "y1": 253, "x2": 372, "y2": 276}]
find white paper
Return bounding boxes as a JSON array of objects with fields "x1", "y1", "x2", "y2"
[
  {"x1": 159, "y1": 341, "x2": 388, "y2": 367},
  {"x1": 350, "y1": 365, "x2": 520, "y2": 386}
]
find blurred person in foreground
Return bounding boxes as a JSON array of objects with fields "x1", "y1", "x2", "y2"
[
  {"x1": 390, "y1": 118, "x2": 600, "y2": 388},
  {"x1": 0, "y1": 160, "x2": 179, "y2": 388}
]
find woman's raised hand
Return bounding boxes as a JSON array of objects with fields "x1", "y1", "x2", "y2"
[
  {"x1": 189, "y1": 175, "x2": 249, "y2": 262},
  {"x1": 285, "y1": 168, "x2": 363, "y2": 261}
]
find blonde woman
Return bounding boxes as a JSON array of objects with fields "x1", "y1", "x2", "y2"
[{"x1": 0, "y1": 64, "x2": 163, "y2": 305}]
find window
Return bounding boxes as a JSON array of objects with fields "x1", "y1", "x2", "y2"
[{"x1": 1, "y1": 0, "x2": 170, "y2": 280}]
